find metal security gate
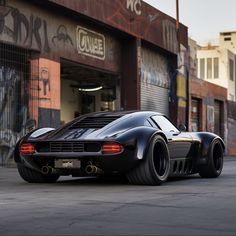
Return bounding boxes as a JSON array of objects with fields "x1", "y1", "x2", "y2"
[
  {"x1": 140, "y1": 47, "x2": 170, "y2": 117},
  {"x1": 0, "y1": 43, "x2": 39, "y2": 166}
]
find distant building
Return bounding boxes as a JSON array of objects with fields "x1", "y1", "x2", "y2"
[
  {"x1": 190, "y1": 32, "x2": 236, "y2": 156},
  {"x1": 188, "y1": 38, "x2": 227, "y2": 142},
  {"x1": 219, "y1": 31, "x2": 236, "y2": 54},
  {"x1": 197, "y1": 32, "x2": 236, "y2": 101}
]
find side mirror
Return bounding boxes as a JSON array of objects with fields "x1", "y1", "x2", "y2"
[{"x1": 178, "y1": 124, "x2": 186, "y2": 132}]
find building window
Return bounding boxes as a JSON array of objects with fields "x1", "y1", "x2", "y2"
[
  {"x1": 224, "y1": 37, "x2": 231, "y2": 41},
  {"x1": 207, "y1": 58, "x2": 212, "y2": 78},
  {"x1": 214, "y1": 57, "x2": 219, "y2": 78},
  {"x1": 222, "y1": 32, "x2": 231, "y2": 36},
  {"x1": 200, "y1": 58, "x2": 205, "y2": 79},
  {"x1": 229, "y1": 59, "x2": 234, "y2": 81}
]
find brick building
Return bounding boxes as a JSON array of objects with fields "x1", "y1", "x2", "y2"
[
  {"x1": 188, "y1": 38, "x2": 228, "y2": 154},
  {"x1": 0, "y1": 0, "x2": 188, "y2": 165}
]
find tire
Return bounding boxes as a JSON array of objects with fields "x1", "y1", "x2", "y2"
[
  {"x1": 198, "y1": 139, "x2": 224, "y2": 178},
  {"x1": 126, "y1": 135, "x2": 170, "y2": 185},
  {"x1": 17, "y1": 164, "x2": 60, "y2": 183}
]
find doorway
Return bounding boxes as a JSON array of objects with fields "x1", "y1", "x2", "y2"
[{"x1": 60, "y1": 59, "x2": 120, "y2": 124}]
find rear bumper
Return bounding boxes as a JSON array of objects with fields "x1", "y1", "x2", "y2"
[{"x1": 17, "y1": 149, "x2": 140, "y2": 174}]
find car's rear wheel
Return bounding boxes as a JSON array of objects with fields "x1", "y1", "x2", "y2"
[
  {"x1": 126, "y1": 135, "x2": 170, "y2": 185},
  {"x1": 198, "y1": 139, "x2": 224, "y2": 178},
  {"x1": 17, "y1": 164, "x2": 60, "y2": 183}
]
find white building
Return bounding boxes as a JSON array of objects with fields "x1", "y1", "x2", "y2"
[{"x1": 197, "y1": 31, "x2": 236, "y2": 101}]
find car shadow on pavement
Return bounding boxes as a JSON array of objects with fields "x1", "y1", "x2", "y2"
[{"x1": 55, "y1": 174, "x2": 203, "y2": 186}]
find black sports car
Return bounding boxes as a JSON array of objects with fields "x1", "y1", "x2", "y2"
[{"x1": 14, "y1": 111, "x2": 225, "y2": 185}]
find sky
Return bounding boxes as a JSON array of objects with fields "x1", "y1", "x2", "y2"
[{"x1": 143, "y1": 0, "x2": 236, "y2": 46}]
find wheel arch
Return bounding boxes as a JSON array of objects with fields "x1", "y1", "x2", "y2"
[
  {"x1": 138, "y1": 130, "x2": 168, "y2": 161},
  {"x1": 117, "y1": 126, "x2": 167, "y2": 160},
  {"x1": 197, "y1": 134, "x2": 224, "y2": 178},
  {"x1": 197, "y1": 133, "x2": 225, "y2": 159},
  {"x1": 126, "y1": 130, "x2": 170, "y2": 185}
]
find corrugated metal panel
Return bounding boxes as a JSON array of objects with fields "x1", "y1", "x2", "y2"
[{"x1": 141, "y1": 83, "x2": 169, "y2": 117}]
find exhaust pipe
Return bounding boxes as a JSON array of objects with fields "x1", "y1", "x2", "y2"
[
  {"x1": 41, "y1": 166, "x2": 53, "y2": 174},
  {"x1": 85, "y1": 165, "x2": 103, "y2": 175}
]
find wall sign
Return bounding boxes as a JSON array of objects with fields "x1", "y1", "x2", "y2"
[{"x1": 76, "y1": 26, "x2": 105, "y2": 60}]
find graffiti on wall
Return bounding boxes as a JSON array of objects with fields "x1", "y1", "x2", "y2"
[
  {"x1": 141, "y1": 47, "x2": 170, "y2": 88},
  {"x1": 0, "y1": 1, "x2": 50, "y2": 52},
  {"x1": 0, "y1": 65, "x2": 36, "y2": 165},
  {"x1": 126, "y1": 0, "x2": 142, "y2": 15},
  {"x1": 104, "y1": 0, "x2": 181, "y2": 55},
  {"x1": 52, "y1": 25, "x2": 73, "y2": 46},
  {"x1": 1, "y1": 0, "x2": 121, "y2": 69},
  {"x1": 162, "y1": 20, "x2": 178, "y2": 55},
  {"x1": 106, "y1": 0, "x2": 160, "y2": 40},
  {"x1": 39, "y1": 67, "x2": 50, "y2": 98}
]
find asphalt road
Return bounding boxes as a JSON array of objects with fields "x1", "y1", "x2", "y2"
[{"x1": 1, "y1": 157, "x2": 236, "y2": 235}]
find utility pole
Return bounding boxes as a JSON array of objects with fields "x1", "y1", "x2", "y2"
[{"x1": 176, "y1": 0, "x2": 180, "y2": 52}]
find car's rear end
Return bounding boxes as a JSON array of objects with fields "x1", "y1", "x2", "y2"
[{"x1": 15, "y1": 111, "x2": 142, "y2": 181}]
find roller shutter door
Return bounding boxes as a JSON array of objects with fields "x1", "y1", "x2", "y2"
[
  {"x1": 141, "y1": 83, "x2": 169, "y2": 117},
  {"x1": 141, "y1": 47, "x2": 170, "y2": 117}
]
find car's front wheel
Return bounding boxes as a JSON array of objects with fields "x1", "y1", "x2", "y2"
[
  {"x1": 126, "y1": 135, "x2": 170, "y2": 185},
  {"x1": 198, "y1": 139, "x2": 224, "y2": 178},
  {"x1": 17, "y1": 164, "x2": 60, "y2": 183}
]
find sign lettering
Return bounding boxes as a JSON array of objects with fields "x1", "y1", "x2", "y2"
[{"x1": 76, "y1": 26, "x2": 105, "y2": 60}]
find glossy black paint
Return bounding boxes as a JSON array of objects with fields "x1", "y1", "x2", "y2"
[{"x1": 15, "y1": 111, "x2": 225, "y2": 177}]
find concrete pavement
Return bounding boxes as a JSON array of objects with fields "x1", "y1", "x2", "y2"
[{"x1": 0, "y1": 157, "x2": 236, "y2": 235}]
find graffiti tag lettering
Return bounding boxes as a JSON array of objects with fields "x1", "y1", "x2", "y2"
[
  {"x1": 162, "y1": 20, "x2": 178, "y2": 54},
  {"x1": 126, "y1": 0, "x2": 142, "y2": 15},
  {"x1": 0, "y1": 2, "x2": 50, "y2": 52},
  {"x1": 52, "y1": 24, "x2": 73, "y2": 46}
]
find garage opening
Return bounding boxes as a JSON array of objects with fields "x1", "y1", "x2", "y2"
[{"x1": 60, "y1": 60, "x2": 120, "y2": 124}]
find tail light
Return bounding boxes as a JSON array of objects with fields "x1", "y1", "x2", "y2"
[
  {"x1": 19, "y1": 143, "x2": 35, "y2": 155},
  {"x1": 102, "y1": 143, "x2": 123, "y2": 154}
]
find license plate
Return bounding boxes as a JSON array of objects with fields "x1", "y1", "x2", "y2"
[{"x1": 55, "y1": 159, "x2": 81, "y2": 169}]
